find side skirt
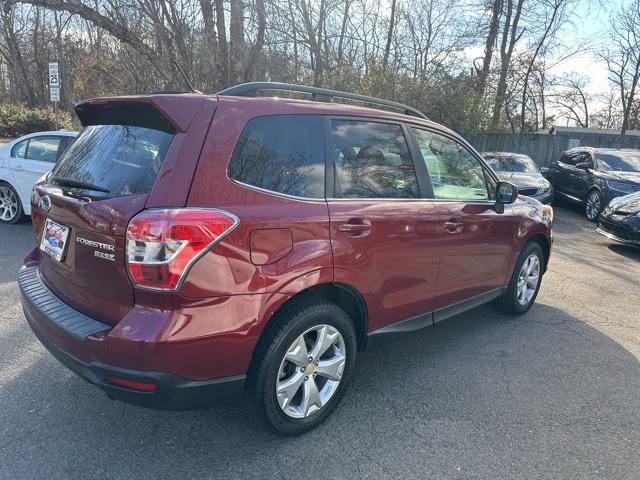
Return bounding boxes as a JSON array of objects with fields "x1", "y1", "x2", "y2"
[{"x1": 366, "y1": 287, "x2": 505, "y2": 349}]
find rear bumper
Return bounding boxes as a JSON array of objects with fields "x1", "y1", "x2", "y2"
[
  {"x1": 19, "y1": 264, "x2": 249, "y2": 410},
  {"x1": 27, "y1": 310, "x2": 244, "y2": 410}
]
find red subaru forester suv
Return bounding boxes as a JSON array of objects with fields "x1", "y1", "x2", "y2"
[{"x1": 20, "y1": 83, "x2": 552, "y2": 435}]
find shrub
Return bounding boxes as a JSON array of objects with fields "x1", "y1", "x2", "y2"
[{"x1": 0, "y1": 103, "x2": 74, "y2": 138}]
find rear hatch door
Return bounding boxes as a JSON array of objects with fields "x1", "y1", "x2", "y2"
[{"x1": 32, "y1": 95, "x2": 216, "y2": 325}]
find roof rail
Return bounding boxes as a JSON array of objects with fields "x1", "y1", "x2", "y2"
[{"x1": 216, "y1": 82, "x2": 429, "y2": 120}]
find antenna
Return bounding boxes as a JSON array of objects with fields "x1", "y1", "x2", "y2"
[{"x1": 174, "y1": 61, "x2": 202, "y2": 94}]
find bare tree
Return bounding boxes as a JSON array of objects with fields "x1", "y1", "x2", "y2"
[
  {"x1": 550, "y1": 73, "x2": 591, "y2": 127},
  {"x1": 489, "y1": 0, "x2": 525, "y2": 131},
  {"x1": 602, "y1": 1, "x2": 640, "y2": 135}
]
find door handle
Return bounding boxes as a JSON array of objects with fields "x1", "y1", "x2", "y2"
[
  {"x1": 338, "y1": 219, "x2": 371, "y2": 236},
  {"x1": 12, "y1": 165, "x2": 25, "y2": 171},
  {"x1": 442, "y1": 220, "x2": 463, "y2": 234}
]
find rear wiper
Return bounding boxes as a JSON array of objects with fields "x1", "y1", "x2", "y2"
[{"x1": 51, "y1": 176, "x2": 111, "y2": 193}]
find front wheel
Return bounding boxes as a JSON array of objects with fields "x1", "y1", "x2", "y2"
[
  {"x1": 494, "y1": 242, "x2": 544, "y2": 315},
  {"x1": 245, "y1": 298, "x2": 357, "y2": 436},
  {"x1": 585, "y1": 189, "x2": 602, "y2": 222}
]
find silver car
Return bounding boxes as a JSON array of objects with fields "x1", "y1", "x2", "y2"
[{"x1": 482, "y1": 152, "x2": 553, "y2": 204}]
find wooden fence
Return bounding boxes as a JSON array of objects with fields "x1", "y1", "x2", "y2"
[{"x1": 470, "y1": 132, "x2": 640, "y2": 167}]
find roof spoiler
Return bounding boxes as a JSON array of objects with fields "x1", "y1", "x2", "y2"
[{"x1": 74, "y1": 94, "x2": 208, "y2": 132}]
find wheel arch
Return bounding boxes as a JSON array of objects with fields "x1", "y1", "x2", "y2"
[
  {"x1": 260, "y1": 282, "x2": 369, "y2": 352},
  {"x1": 527, "y1": 233, "x2": 551, "y2": 272}
]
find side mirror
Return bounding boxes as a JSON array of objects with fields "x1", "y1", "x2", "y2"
[
  {"x1": 496, "y1": 181, "x2": 518, "y2": 204},
  {"x1": 576, "y1": 162, "x2": 590, "y2": 171}
]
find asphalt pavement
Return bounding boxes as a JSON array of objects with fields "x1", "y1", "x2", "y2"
[{"x1": 0, "y1": 201, "x2": 638, "y2": 479}]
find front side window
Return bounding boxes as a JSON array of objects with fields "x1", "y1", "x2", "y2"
[
  {"x1": 228, "y1": 115, "x2": 325, "y2": 198},
  {"x1": 25, "y1": 136, "x2": 64, "y2": 163},
  {"x1": 412, "y1": 128, "x2": 489, "y2": 201},
  {"x1": 574, "y1": 152, "x2": 593, "y2": 168},
  {"x1": 11, "y1": 139, "x2": 28, "y2": 159},
  {"x1": 330, "y1": 120, "x2": 418, "y2": 198}
]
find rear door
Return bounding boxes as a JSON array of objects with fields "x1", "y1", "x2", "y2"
[
  {"x1": 326, "y1": 118, "x2": 442, "y2": 331},
  {"x1": 410, "y1": 127, "x2": 519, "y2": 307},
  {"x1": 31, "y1": 98, "x2": 215, "y2": 325},
  {"x1": 554, "y1": 152, "x2": 579, "y2": 195}
]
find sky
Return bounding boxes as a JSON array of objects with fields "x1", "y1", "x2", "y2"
[{"x1": 548, "y1": 0, "x2": 628, "y2": 123}]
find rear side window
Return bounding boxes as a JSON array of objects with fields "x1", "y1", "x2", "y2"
[
  {"x1": 51, "y1": 106, "x2": 174, "y2": 197},
  {"x1": 228, "y1": 115, "x2": 325, "y2": 198},
  {"x1": 11, "y1": 139, "x2": 28, "y2": 158},
  {"x1": 330, "y1": 120, "x2": 419, "y2": 198},
  {"x1": 560, "y1": 153, "x2": 579, "y2": 166}
]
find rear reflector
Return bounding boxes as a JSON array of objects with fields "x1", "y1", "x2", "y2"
[
  {"x1": 106, "y1": 376, "x2": 157, "y2": 392},
  {"x1": 126, "y1": 208, "x2": 239, "y2": 291}
]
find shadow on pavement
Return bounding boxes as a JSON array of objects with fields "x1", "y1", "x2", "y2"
[
  {"x1": 1, "y1": 302, "x2": 638, "y2": 479},
  {"x1": 608, "y1": 244, "x2": 640, "y2": 262}
]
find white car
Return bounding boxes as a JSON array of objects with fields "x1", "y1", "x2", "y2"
[{"x1": 0, "y1": 130, "x2": 77, "y2": 223}]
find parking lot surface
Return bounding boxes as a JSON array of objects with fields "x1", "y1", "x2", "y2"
[{"x1": 1, "y1": 202, "x2": 638, "y2": 479}]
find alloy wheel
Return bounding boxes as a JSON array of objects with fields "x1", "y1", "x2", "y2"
[
  {"x1": 516, "y1": 254, "x2": 540, "y2": 306},
  {"x1": 276, "y1": 324, "x2": 346, "y2": 419},
  {"x1": 585, "y1": 191, "x2": 601, "y2": 221},
  {"x1": 0, "y1": 186, "x2": 19, "y2": 222}
]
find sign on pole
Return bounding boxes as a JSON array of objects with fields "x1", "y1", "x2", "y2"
[
  {"x1": 48, "y1": 62, "x2": 60, "y2": 102},
  {"x1": 48, "y1": 62, "x2": 60, "y2": 128}
]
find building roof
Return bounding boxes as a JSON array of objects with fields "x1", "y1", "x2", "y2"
[{"x1": 551, "y1": 126, "x2": 640, "y2": 137}]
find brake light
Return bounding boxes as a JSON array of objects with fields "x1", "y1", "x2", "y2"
[{"x1": 126, "y1": 208, "x2": 238, "y2": 291}]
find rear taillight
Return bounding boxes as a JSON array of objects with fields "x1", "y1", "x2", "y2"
[{"x1": 126, "y1": 208, "x2": 238, "y2": 291}]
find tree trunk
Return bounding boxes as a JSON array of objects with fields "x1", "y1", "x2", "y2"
[
  {"x1": 199, "y1": 0, "x2": 221, "y2": 89},
  {"x1": 215, "y1": 0, "x2": 229, "y2": 87},
  {"x1": 490, "y1": 0, "x2": 524, "y2": 131},
  {"x1": 520, "y1": 1, "x2": 560, "y2": 132},
  {"x1": 245, "y1": 0, "x2": 265, "y2": 81},
  {"x1": 477, "y1": 0, "x2": 502, "y2": 95},
  {"x1": 229, "y1": 0, "x2": 245, "y2": 85},
  {"x1": 382, "y1": 0, "x2": 397, "y2": 71}
]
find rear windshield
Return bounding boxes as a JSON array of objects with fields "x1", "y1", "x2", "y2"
[{"x1": 51, "y1": 106, "x2": 174, "y2": 197}]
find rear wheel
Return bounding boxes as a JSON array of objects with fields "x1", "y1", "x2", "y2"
[
  {"x1": 0, "y1": 183, "x2": 24, "y2": 224},
  {"x1": 585, "y1": 189, "x2": 602, "y2": 222},
  {"x1": 494, "y1": 242, "x2": 544, "y2": 315},
  {"x1": 245, "y1": 298, "x2": 357, "y2": 436}
]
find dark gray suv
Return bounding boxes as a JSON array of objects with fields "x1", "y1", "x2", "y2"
[{"x1": 545, "y1": 147, "x2": 640, "y2": 221}]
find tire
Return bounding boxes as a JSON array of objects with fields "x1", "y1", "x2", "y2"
[
  {"x1": 585, "y1": 189, "x2": 602, "y2": 222},
  {"x1": 245, "y1": 297, "x2": 357, "y2": 436},
  {"x1": 494, "y1": 242, "x2": 544, "y2": 315},
  {"x1": 0, "y1": 182, "x2": 24, "y2": 224}
]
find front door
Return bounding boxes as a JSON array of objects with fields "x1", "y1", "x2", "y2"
[
  {"x1": 326, "y1": 118, "x2": 442, "y2": 331},
  {"x1": 409, "y1": 127, "x2": 520, "y2": 308}
]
